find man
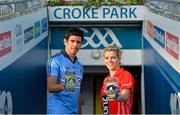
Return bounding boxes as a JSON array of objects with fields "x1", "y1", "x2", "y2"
[{"x1": 46, "y1": 27, "x2": 84, "y2": 114}]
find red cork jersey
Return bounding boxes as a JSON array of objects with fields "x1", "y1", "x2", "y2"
[{"x1": 100, "y1": 67, "x2": 135, "y2": 114}]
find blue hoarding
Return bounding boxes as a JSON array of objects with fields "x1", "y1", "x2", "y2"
[
  {"x1": 143, "y1": 37, "x2": 180, "y2": 114},
  {"x1": 0, "y1": 38, "x2": 48, "y2": 114}
]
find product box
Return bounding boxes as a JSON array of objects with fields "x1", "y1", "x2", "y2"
[{"x1": 106, "y1": 77, "x2": 120, "y2": 100}]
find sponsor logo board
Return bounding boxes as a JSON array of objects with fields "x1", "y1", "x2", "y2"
[
  {"x1": 24, "y1": 26, "x2": 33, "y2": 44},
  {"x1": 0, "y1": 31, "x2": 11, "y2": 57}
]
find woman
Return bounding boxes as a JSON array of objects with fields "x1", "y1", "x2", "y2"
[{"x1": 100, "y1": 45, "x2": 134, "y2": 114}]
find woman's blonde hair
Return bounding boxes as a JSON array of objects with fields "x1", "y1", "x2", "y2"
[{"x1": 103, "y1": 44, "x2": 122, "y2": 59}]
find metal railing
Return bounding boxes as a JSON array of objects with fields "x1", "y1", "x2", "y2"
[
  {"x1": 0, "y1": 0, "x2": 47, "y2": 21},
  {"x1": 144, "y1": 0, "x2": 180, "y2": 21}
]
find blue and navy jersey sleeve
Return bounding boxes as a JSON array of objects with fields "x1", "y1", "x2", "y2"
[{"x1": 46, "y1": 57, "x2": 59, "y2": 78}]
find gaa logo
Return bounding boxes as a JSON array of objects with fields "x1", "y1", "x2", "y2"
[
  {"x1": 0, "y1": 91, "x2": 12, "y2": 114},
  {"x1": 80, "y1": 28, "x2": 122, "y2": 49}
]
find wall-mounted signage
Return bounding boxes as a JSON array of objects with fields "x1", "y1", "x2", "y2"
[
  {"x1": 48, "y1": 6, "x2": 144, "y2": 21},
  {"x1": 0, "y1": 8, "x2": 48, "y2": 71}
]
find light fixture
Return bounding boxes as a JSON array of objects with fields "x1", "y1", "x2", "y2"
[{"x1": 91, "y1": 49, "x2": 101, "y2": 59}]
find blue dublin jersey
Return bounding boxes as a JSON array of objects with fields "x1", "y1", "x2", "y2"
[{"x1": 46, "y1": 50, "x2": 84, "y2": 114}]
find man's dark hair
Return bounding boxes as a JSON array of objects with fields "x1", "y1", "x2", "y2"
[{"x1": 64, "y1": 27, "x2": 84, "y2": 41}]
